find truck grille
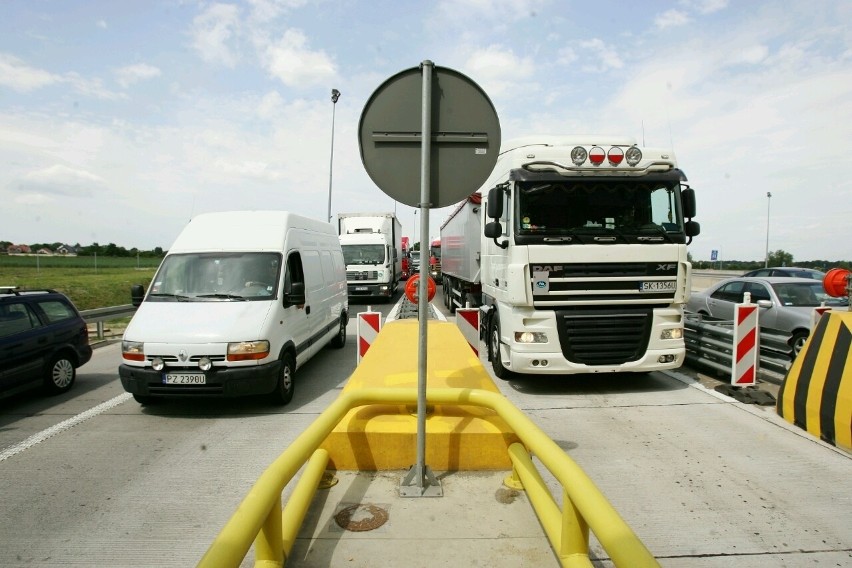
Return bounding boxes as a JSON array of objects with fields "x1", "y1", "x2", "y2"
[
  {"x1": 347, "y1": 271, "x2": 378, "y2": 281},
  {"x1": 530, "y1": 262, "x2": 679, "y2": 306},
  {"x1": 555, "y1": 308, "x2": 652, "y2": 365}
]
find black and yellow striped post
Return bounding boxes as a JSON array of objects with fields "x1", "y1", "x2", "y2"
[{"x1": 777, "y1": 311, "x2": 852, "y2": 453}]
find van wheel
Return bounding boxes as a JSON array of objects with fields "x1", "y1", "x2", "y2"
[
  {"x1": 133, "y1": 394, "x2": 156, "y2": 405},
  {"x1": 44, "y1": 353, "x2": 76, "y2": 394},
  {"x1": 488, "y1": 314, "x2": 512, "y2": 381},
  {"x1": 274, "y1": 353, "x2": 295, "y2": 405},
  {"x1": 330, "y1": 315, "x2": 347, "y2": 348}
]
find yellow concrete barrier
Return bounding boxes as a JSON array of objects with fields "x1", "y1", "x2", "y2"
[
  {"x1": 777, "y1": 311, "x2": 852, "y2": 453},
  {"x1": 320, "y1": 319, "x2": 521, "y2": 470}
]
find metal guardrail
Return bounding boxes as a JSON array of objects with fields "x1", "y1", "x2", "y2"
[
  {"x1": 199, "y1": 387, "x2": 659, "y2": 568},
  {"x1": 80, "y1": 304, "x2": 136, "y2": 339},
  {"x1": 684, "y1": 312, "x2": 792, "y2": 379}
]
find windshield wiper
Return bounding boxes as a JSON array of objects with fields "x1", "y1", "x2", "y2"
[
  {"x1": 195, "y1": 293, "x2": 247, "y2": 301},
  {"x1": 636, "y1": 224, "x2": 674, "y2": 243},
  {"x1": 148, "y1": 292, "x2": 192, "y2": 302}
]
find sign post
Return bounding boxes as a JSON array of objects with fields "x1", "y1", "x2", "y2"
[{"x1": 359, "y1": 61, "x2": 500, "y2": 497}]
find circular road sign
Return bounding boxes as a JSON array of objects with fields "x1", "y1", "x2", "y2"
[
  {"x1": 358, "y1": 64, "x2": 501, "y2": 208},
  {"x1": 405, "y1": 274, "x2": 436, "y2": 303}
]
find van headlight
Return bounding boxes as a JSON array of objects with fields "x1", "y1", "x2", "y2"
[
  {"x1": 227, "y1": 340, "x2": 270, "y2": 361},
  {"x1": 122, "y1": 341, "x2": 145, "y2": 361},
  {"x1": 661, "y1": 328, "x2": 683, "y2": 340}
]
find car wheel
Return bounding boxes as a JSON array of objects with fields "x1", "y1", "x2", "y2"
[
  {"x1": 488, "y1": 314, "x2": 512, "y2": 381},
  {"x1": 273, "y1": 352, "x2": 295, "y2": 405},
  {"x1": 790, "y1": 330, "x2": 809, "y2": 358},
  {"x1": 330, "y1": 315, "x2": 347, "y2": 348},
  {"x1": 44, "y1": 353, "x2": 76, "y2": 394}
]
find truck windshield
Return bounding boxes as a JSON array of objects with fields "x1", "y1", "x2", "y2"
[
  {"x1": 148, "y1": 252, "x2": 281, "y2": 301},
  {"x1": 516, "y1": 180, "x2": 685, "y2": 243},
  {"x1": 342, "y1": 244, "x2": 385, "y2": 265}
]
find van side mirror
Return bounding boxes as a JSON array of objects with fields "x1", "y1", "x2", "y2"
[
  {"x1": 487, "y1": 186, "x2": 503, "y2": 219},
  {"x1": 130, "y1": 284, "x2": 145, "y2": 308},
  {"x1": 681, "y1": 187, "x2": 697, "y2": 219},
  {"x1": 284, "y1": 282, "x2": 306, "y2": 307}
]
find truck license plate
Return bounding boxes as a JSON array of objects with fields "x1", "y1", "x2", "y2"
[
  {"x1": 164, "y1": 373, "x2": 206, "y2": 385},
  {"x1": 355, "y1": 287, "x2": 368, "y2": 291},
  {"x1": 639, "y1": 281, "x2": 677, "y2": 292}
]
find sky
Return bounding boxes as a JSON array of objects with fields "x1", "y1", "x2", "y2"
[{"x1": 1, "y1": 0, "x2": 851, "y2": 263}]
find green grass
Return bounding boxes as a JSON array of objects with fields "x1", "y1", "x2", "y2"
[{"x1": 0, "y1": 255, "x2": 160, "y2": 310}]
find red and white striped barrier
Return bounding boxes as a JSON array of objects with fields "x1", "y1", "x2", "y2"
[
  {"x1": 812, "y1": 306, "x2": 832, "y2": 330},
  {"x1": 455, "y1": 308, "x2": 479, "y2": 356},
  {"x1": 732, "y1": 302, "x2": 759, "y2": 386},
  {"x1": 357, "y1": 310, "x2": 381, "y2": 364}
]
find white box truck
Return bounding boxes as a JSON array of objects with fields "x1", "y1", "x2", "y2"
[
  {"x1": 119, "y1": 210, "x2": 349, "y2": 405},
  {"x1": 337, "y1": 212, "x2": 402, "y2": 302},
  {"x1": 440, "y1": 136, "x2": 701, "y2": 379}
]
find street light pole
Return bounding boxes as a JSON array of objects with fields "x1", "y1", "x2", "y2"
[
  {"x1": 326, "y1": 88, "x2": 341, "y2": 223},
  {"x1": 764, "y1": 191, "x2": 772, "y2": 267}
]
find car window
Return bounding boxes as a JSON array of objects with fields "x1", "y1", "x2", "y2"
[
  {"x1": 749, "y1": 269, "x2": 771, "y2": 277},
  {"x1": 745, "y1": 282, "x2": 771, "y2": 302},
  {"x1": 772, "y1": 282, "x2": 821, "y2": 306},
  {"x1": 0, "y1": 302, "x2": 40, "y2": 337},
  {"x1": 36, "y1": 299, "x2": 78, "y2": 323},
  {"x1": 711, "y1": 281, "x2": 745, "y2": 302}
]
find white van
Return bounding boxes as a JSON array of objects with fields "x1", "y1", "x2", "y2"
[{"x1": 119, "y1": 211, "x2": 348, "y2": 405}]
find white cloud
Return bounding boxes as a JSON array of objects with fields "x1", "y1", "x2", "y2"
[
  {"x1": 734, "y1": 45, "x2": 769, "y2": 65},
  {"x1": 263, "y1": 29, "x2": 336, "y2": 87},
  {"x1": 0, "y1": 53, "x2": 60, "y2": 92},
  {"x1": 246, "y1": 0, "x2": 309, "y2": 23},
  {"x1": 464, "y1": 45, "x2": 535, "y2": 97},
  {"x1": 655, "y1": 9, "x2": 692, "y2": 29},
  {"x1": 190, "y1": 3, "x2": 241, "y2": 67},
  {"x1": 96, "y1": 19, "x2": 108, "y2": 29},
  {"x1": 684, "y1": 0, "x2": 729, "y2": 15},
  {"x1": 17, "y1": 164, "x2": 107, "y2": 198},
  {"x1": 577, "y1": 39, "x2": 624, "y2": 73},
  {"x1": 115, "y1": 63, "x2": 161, "y2": 88}
]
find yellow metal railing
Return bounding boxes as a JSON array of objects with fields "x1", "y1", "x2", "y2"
[{"x1": 198, "y1": 388, "x2": 659, "y2": 568}]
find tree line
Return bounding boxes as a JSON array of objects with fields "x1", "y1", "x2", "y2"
[{"x1": 1, "y1": 241, "x2": 164, "y2": 258}]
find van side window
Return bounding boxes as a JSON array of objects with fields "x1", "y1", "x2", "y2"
[
  {"x1": 284, "y1": 252, "x2": 305, "y2": 295},
  {"x1": 320, "y1": 250, "x2": 334, "y2": 286}
]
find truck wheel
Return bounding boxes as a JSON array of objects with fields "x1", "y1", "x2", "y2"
[
  {"x1": 274, "y1": 353, "x2": 295, "y2": 405},
  {"x1": 330, "y1": 314, "x2": 347, "y2": 348},
  {"x1": 488, "y1": 314, "x2": 512, "y2": 380},
  {"x1": 443, "y1": 279, "x2": 450, "y2": 308},
  {"x1": 448, "y1": 281, "x2": 457, "y2": 314}
]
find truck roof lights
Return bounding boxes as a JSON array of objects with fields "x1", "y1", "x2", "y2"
[
  {"x1": 607, "y1": 146, "x2": 624, "y2": 166},
  {"x1": 588, "y1": 146, "x2": 606, "y2": 165},
  {"x1": 571, "y1": 146, "x2": 587, "y2": 166},
  {"x1": 626, "y1": 146, "x2": 642, "y2": 166}
]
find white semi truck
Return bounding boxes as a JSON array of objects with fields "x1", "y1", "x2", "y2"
[
  {"x1": 440, "y1": 136, "x2": 700, "y2": 379},
  {"x1": 337, "y1": 212, "x2": 403, "y2": 301}
]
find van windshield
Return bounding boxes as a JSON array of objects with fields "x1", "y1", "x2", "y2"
[{"x1": 148, "y1": 252, "x2": 281, "y2": 301}]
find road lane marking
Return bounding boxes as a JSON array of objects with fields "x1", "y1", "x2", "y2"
[{"x1": 0, "y1": 393, "x2": 132, "y2": 462}]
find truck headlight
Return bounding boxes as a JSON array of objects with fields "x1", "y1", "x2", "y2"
[
  {"x1": 227, "y1": 340, "x2": 270, "y2": 361},
  {"x1": 515, "y1": 332, "x2": 547, "y2": 344},
  {"x1": 660, "y1": 328, "x2": 683, "y2": 340},
  {"x1": 122, "y1": 340, "x2": 145, "y2": 361}
]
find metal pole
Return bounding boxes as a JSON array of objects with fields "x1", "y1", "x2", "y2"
[
  {"x1": 400, "y1": 60, "x2": 441, "y2": 497},
  {"x1": 326, "y1": 89, "x2": 340, "y2": 223},
  {"x1": 764, "y1": 191, "x2": 771, "y2": 267}
]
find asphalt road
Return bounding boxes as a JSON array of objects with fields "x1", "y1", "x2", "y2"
[{"x1": 0, "y1": 290, "x2": 848, "y2": 567}]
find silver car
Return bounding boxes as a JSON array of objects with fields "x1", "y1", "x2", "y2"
[{"x1": 686, "y1": 276, "x2": 844, "y2": 356}]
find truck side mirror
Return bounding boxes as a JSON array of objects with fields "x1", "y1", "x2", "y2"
[
  {"x1": 681, "y1": 187, "x2": 697, "y2": 219},
  {"x1": 284, "y1": 282, "x2": 306, "y2": 307},
  {"x1": 130, "y1": 284, "x2": 145, "y2": 307},
  {"x1": 487, "y1": 186, "x2": 503, "y2": 219},
  {"x1": 484, "y1": 221, "x2": 508, "y2": 249}
]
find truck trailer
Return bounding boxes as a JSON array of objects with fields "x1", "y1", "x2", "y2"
[
  {"x1": 440, "y1": 136, "x2": 700, "y2": 379},
  {"x1": 337, "y1": 212, "x2": 403, "y2": 301}
]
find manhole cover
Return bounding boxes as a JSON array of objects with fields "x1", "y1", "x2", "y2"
[{"x1": 334, "y1": 503, "x2": 389, "y2": 532}]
